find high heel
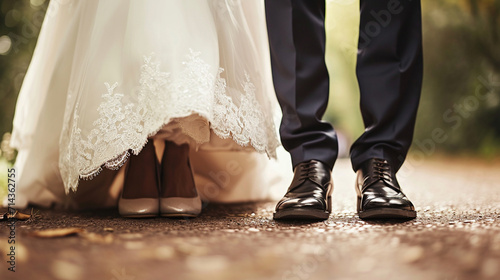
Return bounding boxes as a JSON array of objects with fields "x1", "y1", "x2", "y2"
[
  {"x1": 119, "y1": 140, "x2": 160, "y2": 218},
  {"x1": 160, "y1": 141, "x2": 201, "y2": 218},
  {"x1": 118, "y1": 197, "x2": 159, "y2": 218}
]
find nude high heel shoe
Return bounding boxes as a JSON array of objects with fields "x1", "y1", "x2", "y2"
[
  {"x1": 160, "y1": 141, "x2": 202, "y2": 218},
  {"x1": 119, "y1": 140, "x2": 160, "y2": 218}
]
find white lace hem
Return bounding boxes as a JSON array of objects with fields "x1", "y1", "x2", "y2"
[{"x1": 59, "y1": 50, "x2": 280, "y2": 193}]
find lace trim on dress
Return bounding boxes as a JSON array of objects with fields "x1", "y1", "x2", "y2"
[{"x1": 59, "y1": 50, "x2": 279, "y2": 193}]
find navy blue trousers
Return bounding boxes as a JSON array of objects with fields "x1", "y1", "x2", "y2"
[{"x1": 265, "y1": 0, "x2": 423, "y2": 171}]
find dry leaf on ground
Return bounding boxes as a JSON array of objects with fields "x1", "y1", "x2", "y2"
[
  {"x1": 13, "y1": 211, "x2": 31, "y2": 220},
  {"x1": 31, "y1": 228, "x2": 84, "y2": 238},
  {"x1": 0, "y1": 210, "x2": 32, "y2": 221}
]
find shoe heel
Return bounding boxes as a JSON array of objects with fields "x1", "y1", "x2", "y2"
[
  {"x1": 120, "y1": 140, "x2": 160, "y2": 218},
  {"x1": 326, "y1": 195, "x2": 332, "y2": 213},
  {"x1": 160, "y1": 141, "x2": 201, "y2": 218},
  {"x1": 356, "y1": 195, "x2": 362, "y2": 214}
]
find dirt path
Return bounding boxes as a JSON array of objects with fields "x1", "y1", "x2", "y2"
[{"x1": 1, "y1": 158, "x2": 500, "y2": 280}]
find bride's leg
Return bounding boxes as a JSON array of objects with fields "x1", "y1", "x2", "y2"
[
  {"x1": 119, "y1": 140, "x2": 160, "y2": 218},
  {"x1": 159, "y1": 141, "x2": 201, "y2": 218}
]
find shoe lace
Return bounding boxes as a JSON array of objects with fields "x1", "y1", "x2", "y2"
[
  {"x1": 298, "y1": 161, "x2": 321, "y2": 181},
  {"x1": 372, "y1": 158, "x2": 392, "y2": 182}
]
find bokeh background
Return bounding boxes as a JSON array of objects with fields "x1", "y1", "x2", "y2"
[
  {"x1": 324, "y1": 0, "x2": 500, "y2": 160},
  {"x1": 0, "y1": 0, "x2": 499, "y2": 194}
]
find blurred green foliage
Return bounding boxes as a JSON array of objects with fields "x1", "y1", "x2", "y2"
[
  {"x1": 0, "y1": 0, "x2": 499, "y2": 164},
  {"x1": 325, "y1": 0, "x2": 363, "y2": 153},
  {"x1": 0, "y1": 0, "x2": 48, "y2": 138},
  {"x1": 0, "y1": 157, "x2": 10, "y2": 199},
  {"x1": 325, "y1": 0, "x2": 500, "y2": 158},
  {"x1": 416, "y1": 0, "x2": 500, "y2": 157}
]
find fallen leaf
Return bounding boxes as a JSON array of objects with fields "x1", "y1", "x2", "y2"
[
  {"x1": 0, "y1": 210, "x2": 32, "y2": 221},
  {"x1": 31, "y1": 228, "x2": 84, "y2": 238},
  {"x1": 12, "y1": 211, "x2": 31, "y2": 220}
]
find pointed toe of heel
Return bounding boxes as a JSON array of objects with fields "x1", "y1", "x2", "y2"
[
  {"x1": 118, "y1": 197, "x2": 159, "y2": 218},
  {"x1": 160, "y1": 196, "x2": 202, "y2": 218}
]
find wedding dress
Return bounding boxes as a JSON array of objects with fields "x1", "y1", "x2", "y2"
[{"x1": 8, "y1": 0, "x2": 290, "y2": 209}]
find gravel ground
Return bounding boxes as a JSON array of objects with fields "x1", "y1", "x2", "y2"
[{"x1": 1, "y1": 157, "x2": 500, "y2": 280}]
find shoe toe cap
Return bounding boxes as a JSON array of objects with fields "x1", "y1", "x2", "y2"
[
  {"x1": 363, "y1": 196, "x2": 414, "y2": 211},
  {"x1": 276, "y1": 197, "x2": 325, "y2": 211}
]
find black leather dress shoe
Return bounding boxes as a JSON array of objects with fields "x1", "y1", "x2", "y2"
[
  {"x1": 274, "y1": 160, "x2": 333, "y2": 220},
  {"x1": 356, "y1": 158, "x2": 416, "y2": 220}
]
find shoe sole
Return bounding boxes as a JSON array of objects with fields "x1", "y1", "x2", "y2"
[
  {"x1": 358, "y1": 208, "x2": 416, "y2": 220},
  {"x1": 160, "y1": 213, "x2": 199, "y2": 218},
  {"x1": 120, "y1": 214, "x2": 158, "y2": 218},
  {"x1": 273, "y1": 208, "x2": 330, "y2": 221}
]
